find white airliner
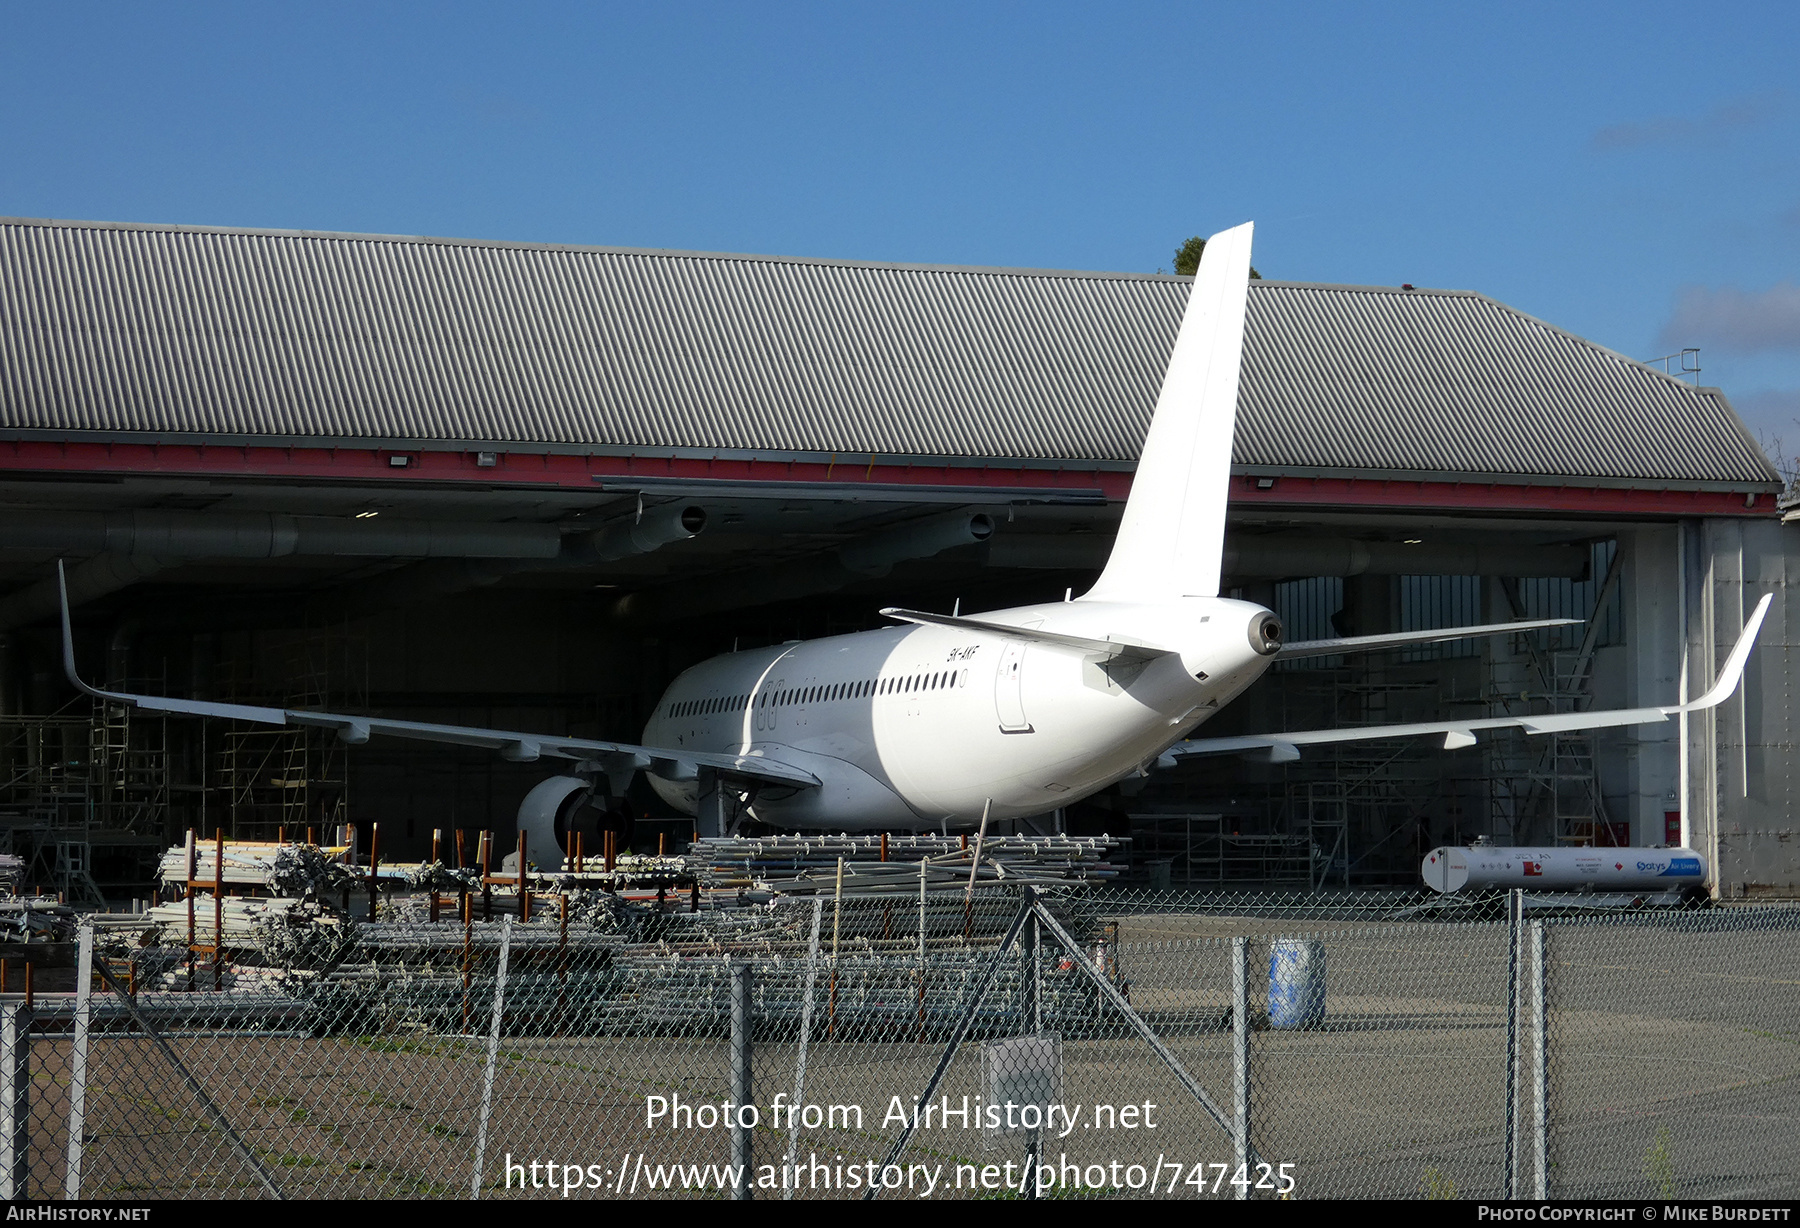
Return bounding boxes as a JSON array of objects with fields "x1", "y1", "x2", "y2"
[{"x1": 60, "y1": 222, "x2": 1771, "y2": 847}]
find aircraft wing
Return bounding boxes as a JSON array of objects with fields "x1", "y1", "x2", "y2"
[
  {"x1": 56, "y1": 565, "x2": 819, "y2": 790},
  {"x1": 1166, "y1": 595, "x2": 1771, "y2": 764},
  {"x1": 1278, "y1": 617, "x2": 1579, "y2": 660}
]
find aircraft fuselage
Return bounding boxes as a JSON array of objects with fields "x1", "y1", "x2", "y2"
[{"x1": 641, "y1": 596, "x2": 1280, "y2": 829}]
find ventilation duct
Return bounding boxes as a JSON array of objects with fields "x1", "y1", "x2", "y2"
[{"x1": 613, "y1": 511, "x2": 993, "y2": 623}]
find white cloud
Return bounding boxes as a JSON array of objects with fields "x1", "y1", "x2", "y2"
[
  {"x1": 1590, "y1": 92, "x2": 1782, "y2": 152},
  {"x1": 1658, "y1": 282, "x2": 1800, "y2": 355}
]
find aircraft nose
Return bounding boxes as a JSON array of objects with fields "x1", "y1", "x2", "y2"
[{"x1": 1248, "y1": 609, "x2": 1283, "y2": 657}]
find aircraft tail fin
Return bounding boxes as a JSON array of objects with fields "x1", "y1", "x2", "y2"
[{"x1": 1084, "y1": 221, "x2": 1253, "y2": 604}]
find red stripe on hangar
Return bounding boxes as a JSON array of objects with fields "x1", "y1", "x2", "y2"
[{"x1": 0, "y1": 439, "x2": 1777, "y2": 517}]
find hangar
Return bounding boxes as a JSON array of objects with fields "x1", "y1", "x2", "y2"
[{"x1": 0, "y1": 216, "x2": 1791, "y2": 900}]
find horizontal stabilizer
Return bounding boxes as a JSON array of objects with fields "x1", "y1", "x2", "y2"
[
  {"x1": 1169, "y1": 595, "x2": 1772, "y2": 762},
  {"x1": 880, "y1": 607, "x2": 1172, "y2": 661},
  {"x1": 1279, "y1": 618, "x2": 1580, "y2": 661},
  {"x1": 57, "y1": 562, "x2": 818, "y2": 790}
]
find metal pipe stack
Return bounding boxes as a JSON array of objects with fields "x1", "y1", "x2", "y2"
[
  {"x1": 690, "y1": 834, "x2": 1125, "y2": 897},
  {"x1": 0, "y1": 897, "x2": 76, "y2": 943},
  {"x1": 155, "y1": 842, "x2": 352, "y2": 894}
]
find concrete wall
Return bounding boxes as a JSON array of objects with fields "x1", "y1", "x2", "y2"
[{"x1": 1690, "y1": 516, "x2": 1800, "y2": 898}]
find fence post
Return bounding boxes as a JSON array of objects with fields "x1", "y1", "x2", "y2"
[
  {"x1": 0, "y1": 1000, "x2": 29, "y2": 1198},
  {"x1": 1030, "y1": 901, "x2": 1241, "y2": 1148},
  {"x1": 915, "y1": 860, "x2": 927, "y2": 1042},
  {"x1": 1232, "y1": 936, "x2": 1251, "y2": 1200},
  {"x1": 864, "y1": 891, "x2": 1036, "y2": 1197},
  {"x1": 64, "y1": 925, "x2": 94, "y2": 1198},
  {"x1": 1503, "y1": 888, "x2": 1523, "y2": 1199},
  {"x1": 730, "y1": 961, "x2": 753, "y2": 1200},
  {"x1": 783, "y1": 899, "x2": 824, "y2": 1200},
  {"x1": 88, "y1": 961, "x2": 282, "y2": 1198},
  {"x1": 1022, "y1": 901, "x2": 1040, "y2": 1199},
  {"x1": 1023, "y1": 904, "x2": 1039, "y2": 1033},
  {"x1": 470, "y1": 915, "x2": 513, "y2": 1200},
  {"x1": 1531, "y1": 919, "x2": 1548, "y2": 1199}
]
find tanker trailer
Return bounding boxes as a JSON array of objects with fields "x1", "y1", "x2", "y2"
[{"x1": 1421, "y1": 844, "x2": 1708, "y2": 895}]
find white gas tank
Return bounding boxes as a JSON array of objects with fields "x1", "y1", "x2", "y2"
[{"x1": 1421, "y1": 845, "x2": 1708, "y2": 894}]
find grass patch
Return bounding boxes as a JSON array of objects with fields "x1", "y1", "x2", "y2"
[
  {"x1": 1420, "y1": 1166, "x2": 1459, "y2": 1199},
  {"x1": 1643, "y1": 1125, "x2": 1676, "y2": 1199},
  {"x1": 268, "y1": 1152, "x2": 326, "y2": 1169}
]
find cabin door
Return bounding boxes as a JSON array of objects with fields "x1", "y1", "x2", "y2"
[{"x1": 994, "y1": 640, "x2": 1032, "y2": 733}]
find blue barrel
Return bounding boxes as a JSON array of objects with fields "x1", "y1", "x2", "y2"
[{"x1": 1268, "y1": 938, "x2": 1326, "y2": 1029}]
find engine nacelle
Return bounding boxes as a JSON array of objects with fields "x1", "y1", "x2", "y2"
[{"x1": 516, "y1": 775, "x2": 592, "y2": 866}]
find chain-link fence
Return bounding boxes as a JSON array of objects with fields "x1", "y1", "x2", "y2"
[
  {"x1": 1542, "y1": 907, "x2": 1800, "y2": 1201},
  {"x1": 8, "y1": 886, "x2": 1796, "y2": 1199}
]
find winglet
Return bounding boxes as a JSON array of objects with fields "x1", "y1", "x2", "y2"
[
  {"x1": 1688, "y1": 592, "x2": 1773, "y2": 711},
  {"x1": 58, "y1": 559, "x2": 291, "y2": 724},
  {"x1": 57, "y1": 560, "x2": 108, "y2": 702}
]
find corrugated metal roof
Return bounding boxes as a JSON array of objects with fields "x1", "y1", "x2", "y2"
[{"x1": 0, "y1": 217, "x2": 1777, "y2": 487}]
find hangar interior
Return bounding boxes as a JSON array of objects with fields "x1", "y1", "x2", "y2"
[{"x1": 0, "y1": 217, "x2": 1791, "y2": 902}]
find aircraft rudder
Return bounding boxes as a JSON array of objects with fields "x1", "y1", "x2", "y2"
[{"x1": 1084, "y1": 220, "x2": 1254, "y2": 604}]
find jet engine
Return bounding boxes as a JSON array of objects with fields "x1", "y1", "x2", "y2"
[{"x1": 516, "y1": 775, "x2": 636, "y2": 863}]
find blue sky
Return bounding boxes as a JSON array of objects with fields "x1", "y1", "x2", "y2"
[{"x1": 4, "y1": 1, "x2": 1798, "y2": 459}]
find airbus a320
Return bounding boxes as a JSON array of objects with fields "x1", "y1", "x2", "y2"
[{"x1": 61, "y1": 222, "x2": 1770, "y2": 846}]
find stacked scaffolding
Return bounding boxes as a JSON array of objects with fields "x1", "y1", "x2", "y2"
[
  {"x1": 0, "y1": 707, "x2": 168, "y2": 901},
  {"x1": 1484, "y1": 647, "x2": 1614, "y2": 848},
  {"x1": 1279, "y1": 674, "x2": 1471, "y2": 886},
  {"x1": 0, "y1": 715, "x2": 93, "y2": 832},
  {"x1": 214, "y1": 626, "x2": 362, "y2": 841}
]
